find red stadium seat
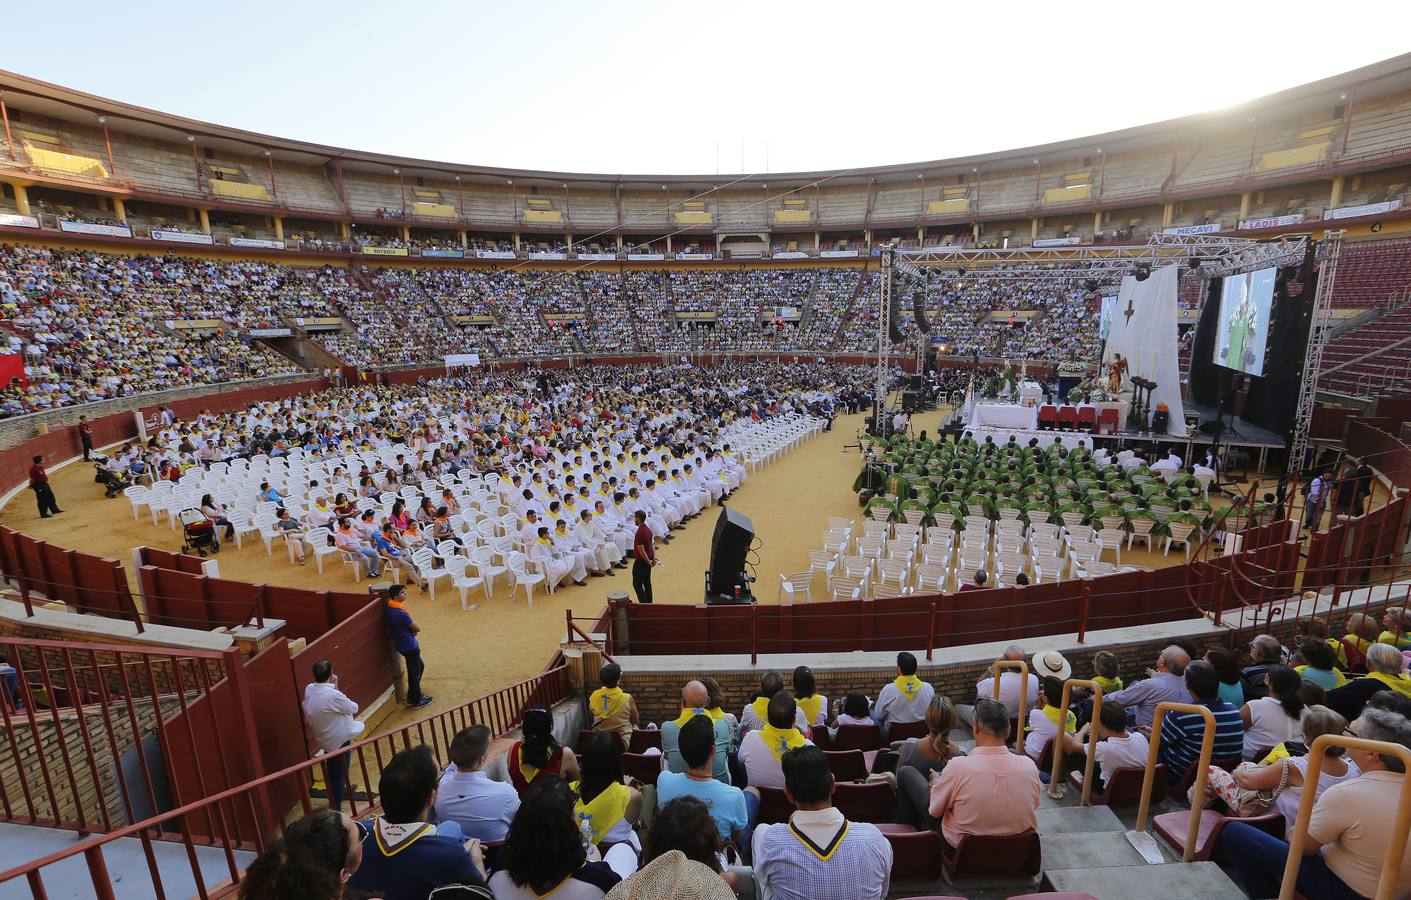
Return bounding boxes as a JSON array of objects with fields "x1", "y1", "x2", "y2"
[
  {"x1": 628, "y1": 730, "x2": 662, "y2": 754},
  {"x1": 876, "y1": 823, "x2": 944, "y2": 881},
  {"x1": 823, "y1": 749, "x2": 869, "y2": 782},
  {"x1": 1097, "y1": 407, "x2": 1119, "y2": 434},
  {"x1": 756, "y1": 785, "x2": 794, "y2": 824},
  {"x1": 1076, "y1": 406, "x2": 1097, "y2": 432},
  {"x1": 1152, "y1": 808, "x2": 1284, "y2": 862},
  {"x1": 1067, "y1": 764, "x2": 1166, "y2": 806},
  {"x1": 1057, "y1": 406, "x2": 1079, "y2": 431},
  {"x1": 832, "y1": 781, "x2": 895, "y2": 823},
  {"x1": 887, "y1": 720, "x2": 930, "y2": 741},
  {"x1": 832, "y1": 723, "x2": 883, "y2": 751},
  {"x1": 1038, "y1": 405, "x2": 1059, "y2": 431},
  {"x1": 940, "y1": 828, "x2": 1042, "y2": 879},
  {"x1": 621, "y1": 751, "x2": 661, "y2": 787}
]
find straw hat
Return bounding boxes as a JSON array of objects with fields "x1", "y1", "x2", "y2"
[{"x1": 1032, "y1": 650, "x2": 1072, "y2": 681}]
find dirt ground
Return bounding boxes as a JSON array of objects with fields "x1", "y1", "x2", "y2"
[{"x1": 1, "y1": 405, "x2": 1280, "y2": 733}]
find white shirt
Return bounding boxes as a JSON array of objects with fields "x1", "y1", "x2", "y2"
[
  {"x1": 1087, "y1": 731, "x2": 1150, "y2": 789},
  {"x1": 301, "y1": 681, "x2": 362, "y2": 753},
  {"x1": 1243, "y1": 697, "x2": 1307, "y2": 760},
  {"x1": 974, "y1": 672, "x2": 1041, "y2": 718},
  {"x1": 433, "y1": 766, "x2": 520, "y2": 843},
  {"x1": 737, "y1": 731, "x2": 813, "y2": 790}
]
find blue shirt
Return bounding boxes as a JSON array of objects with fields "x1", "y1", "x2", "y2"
[
  {"x1": 348, "y1": 821, "x2": 483, "y2": 900},
  {"x1": 1159, "y1": 698, "x2": 1244, "y2": 776},
  {"x1": 656, "y1": 771, "x2": 749, "y2": 842},
  {"x1": 385, "y1": 604, "x2": 418, "y2": 653}
]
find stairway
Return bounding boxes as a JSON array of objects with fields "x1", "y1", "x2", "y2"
[{"x1": 1319, "y1": 306, "x2": 1411, "y2": 397}]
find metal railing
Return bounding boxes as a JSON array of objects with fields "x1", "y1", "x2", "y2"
[
  {"x1": 1048, "y1": 678, "x2": 1103, "y2": 803},
  {"x1": 1131, "y1": 701, "x2": 1216, "y2": 862}
]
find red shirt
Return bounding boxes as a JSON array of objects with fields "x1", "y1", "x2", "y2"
[
  {"x1": 633, "y1": 524, "x2": 655, "y2": 563},
  {"x1": 28, "y1": 464, "x2": 47, "y2": 486}
]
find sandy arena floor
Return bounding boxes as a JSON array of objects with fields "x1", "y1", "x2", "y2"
[{"x1": 1, "y1": 405, "x2": 1254, "y2": 732}]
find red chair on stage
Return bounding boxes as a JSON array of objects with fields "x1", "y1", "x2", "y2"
[
  {"x1": 1038, "y1": 405, "x2": 1059, "y2": 430},
  {"x1": 1097, "y1": 406, "x2": 1120, "y2": 434},
  {"x1": 1076, "y1": 406, "x2": 1098, "y2": 432},
  {"x1": 1057, "y1": 406, "x2": 1079, "y2": 431}
]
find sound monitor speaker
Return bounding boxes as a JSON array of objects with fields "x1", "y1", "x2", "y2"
[
  {"x1": 707, "y1": 506, "x2": 755, "y2": 603},
  {"x1": 908, "y1": 374, "x2": 924, "y2": 389},
  {"x1": 913, "y1": 291, "x2": 931, "y2": 334}
]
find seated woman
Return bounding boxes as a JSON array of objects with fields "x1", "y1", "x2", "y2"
[
  {"x1": 198, "y1": 494, "x2": 236, "y2": 541},
  {"x1": 332, "y1": 493, "x2": 356, "y2": 519},
  {"x1": 1025, "y1": 675, "x2": 1085, "y2": 770},
  {"x1": 606, "y1": 797, "x2": 737, "y2": 900},
  {"x1": 489, "y1": 778, "x2": 621, "y2": 900},
  {"x1": 507, "y1": 707, "x2": 580, "y2": 796},
  {"x1": 895, "y1": 695, "x2": 964, "y2": 830},
  {"x1": 1296, "y1": 638, "x2": 1347, "y2": 692},
  {"x1": 574, "y1": 732, "x2": 643, "y2": 878}
]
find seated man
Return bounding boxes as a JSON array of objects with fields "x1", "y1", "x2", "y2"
[
  {"x1": 957, "y1": 645, "x2": 1038, "y2": 728},
  {"x1": 334, "y1": 517, "x2": 382, "y2": 578},
  {"x1": 928, "y1": 698, "x2": 1042, "y2": 849},
  {"x1": 738, "y1": 692, "x2": 813, "y2": 790},
  {"x1": 1241, "y1": 634, "x2": 1286, "y2": 701},
  {"x1": 589, "y1": 663, "x2": 639, "y2": 746},
  {"x1": 752, "y1": 745, "x2": 892, "y2": 900},
  {"x1": 661, "y1": 680, "x2": 732, "y2": 782},
  {"x1": 433, "y1": 725, "x2": 520, "y2": 843},
  {"x1": 1158, "y1": 661, "x2": 1245, "y2": 778},
  {"x1": 348, "y1": 745, "x2": 489, "y2": 900},
  {"x1": 1221, "y1": 707, "x2": 1411, "y2": 900},
  {"x1": 1107, "y1": 645, "x2": 1191, "y2": 728},
  {"x1": 740, "y1": 670, "x2": 809, "y2": 736},
  {"x1": 656, "y1": 715, "x2": 754, "y2": 846},
  {"x1": 1326, "y1": 642, "x2": 1411, "y2": 722},
  {"x1": 873, "y1": 651, "x2": 936, "y2": 736}
]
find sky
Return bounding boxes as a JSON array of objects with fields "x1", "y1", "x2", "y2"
[{"x1": 4, "y1": 1, "x2": 1408, "y2": 175}]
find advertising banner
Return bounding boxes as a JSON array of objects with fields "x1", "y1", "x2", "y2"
[
  {"x1": 818, "y1": 249, "x2": 859, "y2": 258},
  {"x1": 1032, "y1": 236, "x2": 1081, "y2": 247},
  {"x1": 576, "y1": 252, "x2": 618, "y2": 261},
  {"x1": 229, "y1": 236, "x2": 287, "y2": 249},
  {"x1": 674, "y1": 252, "x2": 713, "y2": 260},
  {"x1": 361, "y1": 246, "x2": 410, "y2": 256},
  {"x1": 627, "y1": 253, "x2": 666, "y2": 261},
  {"x1": 444, "y1": 353, "x2": 481, "y2": 367},
  {"x1": 1238, "y1": 214, "x2": 1304, "y2": 230},
  {"x1": 475, "y1": 250, "x2": 517, "y2": 259},
  {"x1": 58, "y1": 220, "x2": 131, "y2": 238},
  {"x1": 0, "y1": 213, "x2": 40, "y2": 229},
  {"x1": 420, "y1": 249, "x2": 465, "y2": 258},
  {"x1": 151, "y1": 228, "x2": 215, "y2": 244},
  {"x1": 1161, "y1": 223, "x2": 1222, "y2": 236},
  {"x1": 1323, "y1": 200, "x2": 1402, "y2": 221}
]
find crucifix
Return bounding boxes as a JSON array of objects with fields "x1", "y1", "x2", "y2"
[{"x1": 1123, "y1": 295, "x2": 1136, "y2": 323}]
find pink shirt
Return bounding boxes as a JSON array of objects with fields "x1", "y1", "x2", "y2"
[{"x1": 927, "y1": 745, "x2": 1042, "y2": 847}]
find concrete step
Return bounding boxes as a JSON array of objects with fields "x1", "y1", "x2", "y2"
[
  {"x1": 1044, "y1": 860, "x2": 1246, "y2": 899},
  {"x1": 1040, "y1": 828, "x2": 1178, "y2": 871},
  {"x1": 1037, "y1": 804, "x2": 1126, "y2": 834}
]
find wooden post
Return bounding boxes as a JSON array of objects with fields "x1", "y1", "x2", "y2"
[{"x1": 926, "y1": 602, "x2": 936, "y2": 662}]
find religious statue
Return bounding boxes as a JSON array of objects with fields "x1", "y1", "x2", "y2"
[{"x1": 1107, "y1": 353, "x2": 1128, "y2": 394}]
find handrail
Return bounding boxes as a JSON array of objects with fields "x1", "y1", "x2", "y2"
[
  {"x1": 1279, "y1": 734, "x2": 1411, "y2": 900},
  {"x1": 565, "y1": 608, "x2": 617, "y2": 665},
  {"x1": 1132, "y1": 701, "x2": 1216, "y2": 862},
  {"x1": 991, "y1": 659, "x2": 1030, "y2": 733},
  {"x1": 1049, "y1": 679, "x2": 1102, "y2": 802}
]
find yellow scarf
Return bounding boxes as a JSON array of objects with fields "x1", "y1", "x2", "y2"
[
  {"x1": 797, "y1": 694, "x2": 825, "y2": 727},
  {"x1": 1041, "y1": 704, "x2": 1077, "y2": 733},
  {"x1": 590, "y1": 686, "x2": 629, "y2": 720},
  {"x1": 1365, "y1": 671, "x2": 1411, "y2": 699},
  {"x1": 894, "y1": 675, "x2": 924, "y2": 702},
  {"x1": 1378, "y1": 632, "x2": 1411, "y2": 650},
  {"x1": 572, "y1": 781, "x2": 630, "y2": 846},
  {"x1": 1092, "y1": 675, "x2": 1123, "y2": 693},
  {"x1": 516, "y1": 744, "x2": 541, "y2": 783},
  {"x1": 750, "y1": 697, "x2": 770, "y2": 725},
  {"x1": 671, "y1": 706, "x2": 725, "y2": 728},
  {"x1": 759, "y1": 723, "x2": 806, "y2": 761}
]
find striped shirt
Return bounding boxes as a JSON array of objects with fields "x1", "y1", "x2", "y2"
[{"x1": 1158, "y1": 698, "x2": 1244, "y2": 776}]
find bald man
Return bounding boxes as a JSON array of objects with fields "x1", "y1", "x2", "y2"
[
  {"x1": 660, "y1": 680, "x2": 734, "y2": 783},
  {"x1": 1107, "y1": 645, "x2": 1193, "y2": 728}
]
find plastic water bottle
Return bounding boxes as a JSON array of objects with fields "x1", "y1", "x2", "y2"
[{"x1": 579, "y1": 812, "x2": 594, "y2": 851}]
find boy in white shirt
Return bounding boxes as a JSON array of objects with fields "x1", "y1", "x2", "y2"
[{"x1": 1074, "y1": 700, "x2": 1151, "y2": 791}]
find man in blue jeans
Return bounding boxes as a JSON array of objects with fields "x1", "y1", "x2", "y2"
[
  {"x1": 1220, "y1": 708, "x2": 1411, "y2": 900},
  {"x1": 385, "y1": 585, "x2": 432, "y2": 709}
]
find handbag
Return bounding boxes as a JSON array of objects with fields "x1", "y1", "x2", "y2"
[{"x1": 1193, "y1": 758, "x2": 1291, "y2": 817}]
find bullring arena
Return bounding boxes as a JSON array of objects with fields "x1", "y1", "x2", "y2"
[{"x1": 2, "y1": 26, "x2": 1411, "y2": 900}]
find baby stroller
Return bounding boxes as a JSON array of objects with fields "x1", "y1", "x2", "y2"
[
  {"x1": 92, "y1": 456, "x2": 131, "y2": 498},
  {"x1": 179, "y1": 508, "x2": 220, "y2": 556}
]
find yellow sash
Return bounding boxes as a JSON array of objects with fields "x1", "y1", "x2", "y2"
[
  {"x1": 516, "y1": 745, "x2": 541, "y2": 783},
  {"x1": 1378, "y1": 631, "x2": 1411, "y2": 651},
  {"x1": 894, "y1": 675, "x2": 924, "y2": 702},
  {"x1": 760, "y1": 724, "x2": 806, "y2": 761},
  {"x1": 1092, "y1": 675, "x2": 1124, "y2": 693},
  {"x1": 1365, "y1": 671, "x2": 1411, "y2": 699},
  {"x1": 671, "y1": 706, "x2": 725, "y2": 728},
  {"x1": 750, "y1": 697, "x2": 770, "y2": 724},
  {"x1": 1041, "y1": 704, "x2": 1077, "y2": 733},
  {"x1": 797, "y1": 694, "x2": 825, "y2": 726},
  {"x1": 572, "y1": 780, "x2": 630, "y2": 846},
  {"x1": 590, "y1": 686, "x2": 629, "y2": 720}
]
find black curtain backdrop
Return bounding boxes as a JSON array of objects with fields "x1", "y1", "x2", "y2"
[{"x1": 1188, "y1": 252, "x2": 1318, "y2": 439}]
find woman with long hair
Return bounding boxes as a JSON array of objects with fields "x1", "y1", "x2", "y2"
[
  {"x1": 574, "y1": 732, "x2": 643, "y2": 877},
  {"x1": 238, "y1": 808, "x2": 361, "y2": 900},
  {"x1": 1205, "y1": 646, "x2": 1246, "y2": 707},
  {"x1": 894, "y1": 694, "x2": 963, "y2": 829},
  {"x1": 199, "y1": 493, "x2": 236, "y2": 541},
  {"x1": 506, "y1": 706, "x2": 579, "y2": 796},
  {"x1": 1239, "y1": 664, "x2": 1308, "y2": 760},
  {"x1": 489, "y1": 778, "x2": 620, "y2": 899},
  {"x1": 792, "y1": 665, "x2": 827, "y2": 731}
]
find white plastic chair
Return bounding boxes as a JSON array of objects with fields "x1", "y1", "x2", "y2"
[
  {"x1": 506, "y1": 551, "x2": 545, "y2": 606},
  {"x1": 777, "y1": 572, "x2": 814, "y2": 604}
]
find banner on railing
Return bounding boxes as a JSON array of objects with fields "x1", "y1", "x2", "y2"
[
  {"x1": 1239, "y1": 213, "x2": 1304, "y2": 230},
  {"x1": 445, "y1": 353, "x2": 481, "y2": 367},
  {"x1": 248, "y1": 328, "x2": 292, "y2": 338},
  {"x1": 475, "y1": 250, "x2": 517, "y2": 259},
  {"x1": 1033, "y1": 236, "x2": 1082, "y2": 247},
  {"x1": 420, "y1": 249, "x2": 465, "y2": 258},
  {"x1": 1162, "y1": 223, "x2": 1222, "y2": 235},
  {"x1": 818, "y1": 249, "x2": 859, "y2": 258},
  {"x1": 576, "y1": 252, "x2": 618, "y2": 261},
  {"x1": 361, "y1": 246, "x2": 409, "y2": 256},
  {"x1": 229, "y1": 236, "x2": 287, "y2": 249},
  {"x1": 674, "y1": 252, "x2": 713, "y2": 260},
  {"x1": 1323, "y1": 199, "x2": 1403, "y2": 220},
  {"x1": 0, "y1": 213, "x2": 40, "y2": 229},
  {"x1": 627, "y1": 253, "x2": 665, "y2": 261},
  {"x1": 151, "y1": 228, "x2": 215, "y2": 244},
  {"x1": 58, "y1": 220, "x2": 131, "y2": 237},
  {"x1": 529, "y1": 251, "x2": 568, "y2": 260},
  {"x1": 772, "y1": 251, "x2": 809, "y2": 259}
]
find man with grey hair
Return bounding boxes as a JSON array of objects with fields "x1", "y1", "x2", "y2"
[
  {"x1": 1326, "y1": 641, "x2": 1411, "y2": 722},
  {"x1": 927, "y1": 698, "x2": 1041, "y2": 848},
  {"x1": 1241, "y1": 633, "x2": 1286, "y2": 700},
  {"x1": 1107, "y1": 645, "x2": 1191, "y2": 728},
  {"x1": 1221, "y1": 707, "x2": 1411, "y2": 899},
  {"x1": 958, "y1": 645, "x2": 1040, "y2": 728},
  {"x1": 739, "y1": 670, "x2": 807, "y2": 735}
]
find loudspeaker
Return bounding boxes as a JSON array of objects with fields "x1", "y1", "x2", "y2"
[
  {"x1": 908, "y1": 374, "x2": 924, "y2": 389},
  {"x1": 912, "y1": 290, "x2": 931, "y2": 334},
  {"x1": 707, "y1": 506, "x2": 755, "y2": 601}
]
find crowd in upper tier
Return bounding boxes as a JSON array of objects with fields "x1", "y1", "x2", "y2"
[{"x1": 0, "y1": 243, "x2": 1117, "y2": 415}]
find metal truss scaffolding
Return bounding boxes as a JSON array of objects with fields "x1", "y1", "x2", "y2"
[{"x1": 1287, "y1": 231, "x2": 1343, "y2": 475}]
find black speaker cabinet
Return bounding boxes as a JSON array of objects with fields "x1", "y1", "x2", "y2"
[{"x1": 707, "y1": 506, "x2": 755, "y2": 602}]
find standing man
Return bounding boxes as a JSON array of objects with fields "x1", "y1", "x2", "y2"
[
  {"x1": 28, "y1": 455, "x2": 61, "y2": 519},
  {"x1": 302, "y1": 659, "x2": 363, "y2": 811},
  {"x1": 77, "y1": 416, "x2": 93, "y2": 462},
  {"x1": 385, "y1": 585, "x2": 433, "y2": 709},
  {"x1": 1305, "y1": 469, "x2": 1328, "y2": 534},
  {"x1": 631, "y1": 509, "x2": 657, "y2": 605}
]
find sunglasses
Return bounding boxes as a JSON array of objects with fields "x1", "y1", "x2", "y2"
[{"x1": 355, "y1": 819, "x2": 370, "y2": 843}]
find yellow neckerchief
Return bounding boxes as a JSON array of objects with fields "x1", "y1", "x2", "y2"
[
  {"x1": 788, "y1": 818, "x2": 850, "y2": 862},
  {"x1": 1344, "y1": 635, "x2": 1372, "y2": 654},
  {"x1": 797, "y1": 694, "x2": 825, "y2": 726},
  {"x1": 516, "y1": 744, "x2": 544, "y2": 783},
  {"x1": 671, "y1": 706, "x2": 723, "y2": 728},
  {"x1": 750, "y1": 696, "x2": 770, "y2": 724},
  {"x1": 1378, "y1": 631, "x2": 1411, "y2": 650},
  {"x1": 572, "y1": 780, "x2": 630, "y2": 846},
  {"x1": 893, "y1": 675, "x2": 924, "y2": 702},
  {"x1": 1041, "y1": 704, "x2": 1077, "y2": 733},
  {"x1": 555, "y1": 526, "x2": 570, "y2": 538},
  {"x1": 1295, "y1": 664, "x2": 1348, "y2": 687},
  {"x1": 1092, "y1": 675, "x2": 1124, "y2": 693},
  {"x1": 1364, "y1": 671, "x2": 1411, "y2": 699},
  {"x1": 537, "y1": 537, "x2": 553, "y2": 547},
  {"x1": 590, "y1": 686, "x2": 628, "y2": 720},
  {"x1": 759, "y1": 723, "x2": 806, "y2": 761}
]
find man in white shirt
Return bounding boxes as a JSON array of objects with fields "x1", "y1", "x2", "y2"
[
  {"x1": 433, "y1": 725, "x2": 520, "y2": 843},
  {"x1": 301, "y1": 660, "x2": 363, "y2": 811},
  {"x1": 1075, "y1": 700, "x2": 1151, "y2": 791},
  {"x1": 1151, "y1": 452, "x2": 1180, "y2": 474},
  {"x1": 957, "y1": 645, "x2": 1041, "y2": 728},
  {"x1": 872, "y1": 651, "x2": 936, "y2": 737},
  {"x1": 738, "y1": 693, "x2": 814, "y2": 790}
]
